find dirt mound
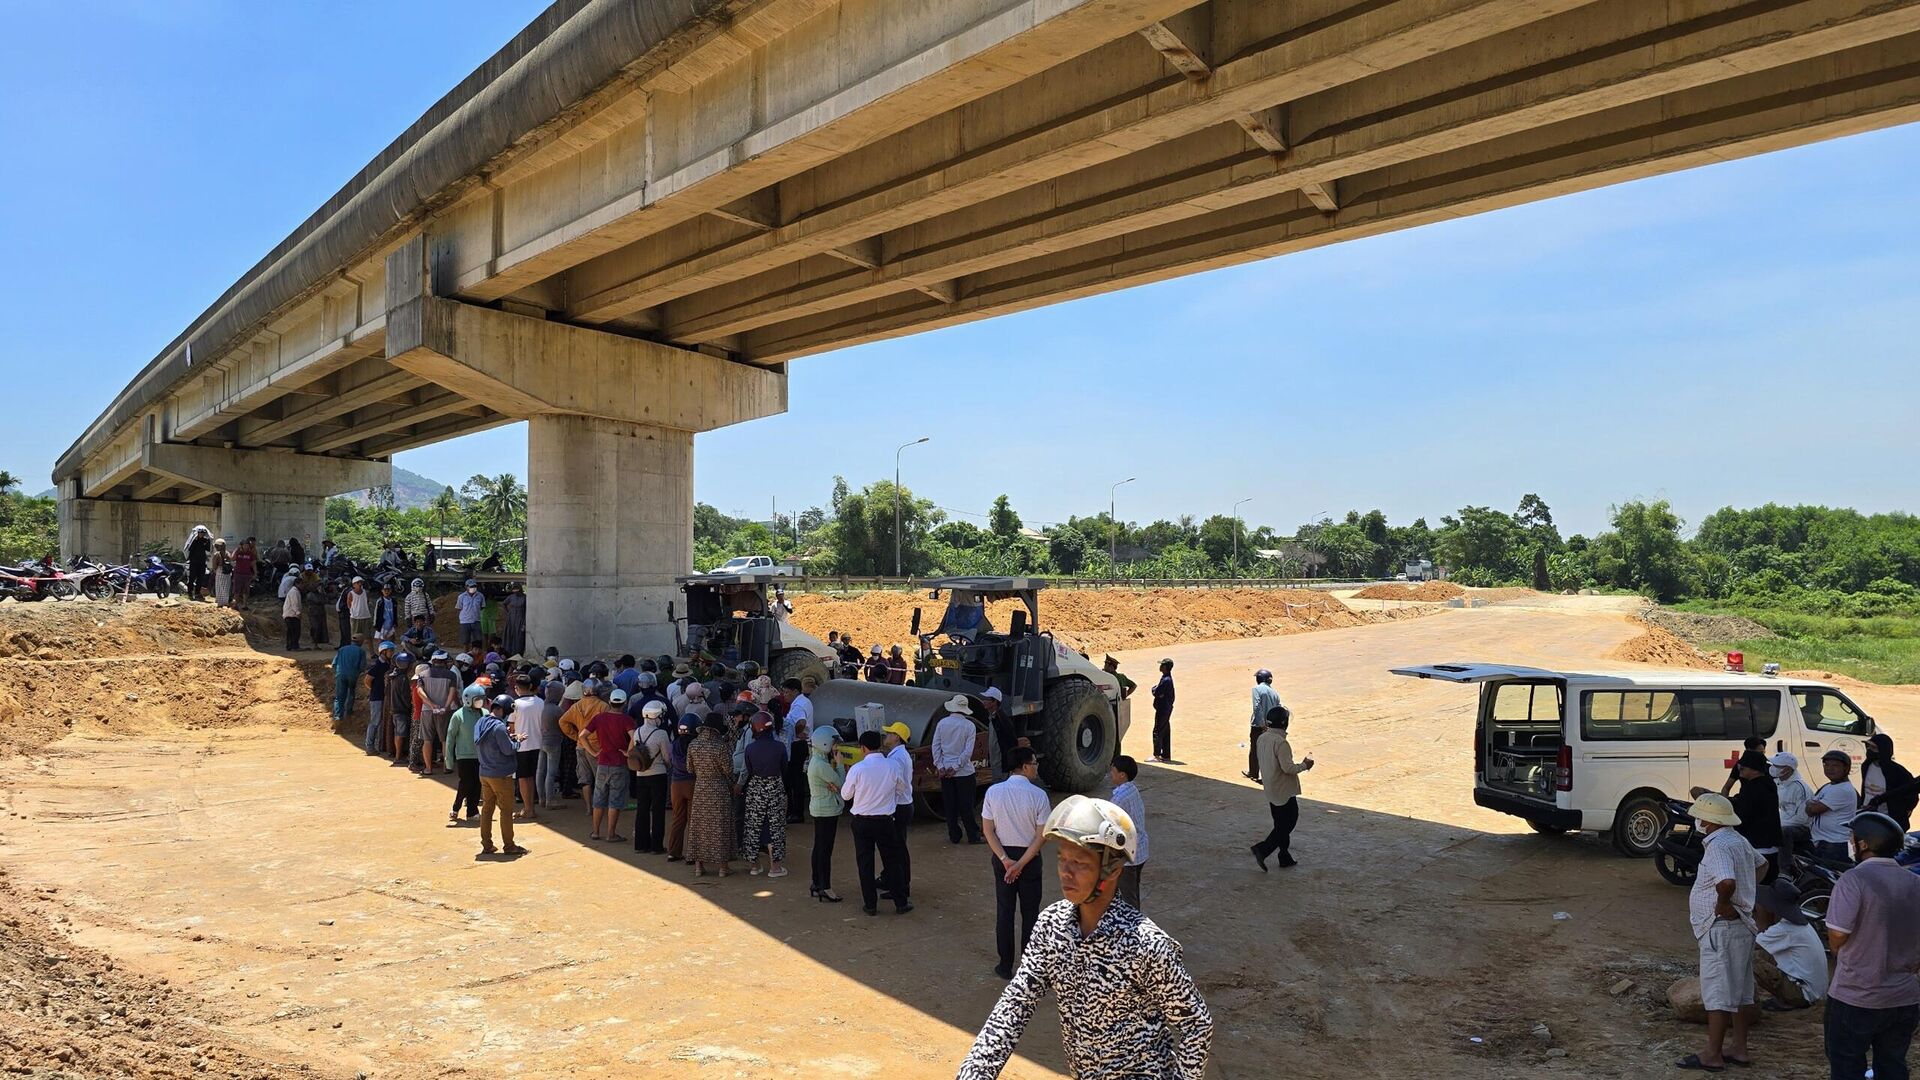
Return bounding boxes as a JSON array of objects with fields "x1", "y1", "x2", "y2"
[
  {"x1": 1352, "y1": 582, "x2": 1468, "y2": 601},
  {"x1": 1609, "y1": 624, "x2": 1720, "y2": 669},
  {"x1": 791, "y1": 587, "x2": 1376, "y2": 656},
  {"x1": 0, "y1": 599, "x2": 248, "y2": 661},
  {"x1": 1643, "y1": 608, "x2": 1776, "y2": 645},
  {"x1": 1466, "y1": 587, "x2": 1543, "y2": 603},
  {"x1": 0, "y1": 601, "x2": 342, "y2": 757},
  {"x1": 0, "y1": 870, "x2": 345, "y2": 1079}
]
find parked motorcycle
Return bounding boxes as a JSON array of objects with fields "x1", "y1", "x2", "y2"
[
  {"x1": 0, "y1": 560, "x2": 79, "y2": 601},
  {"x1": 63, "y1": 557, "x2": 115, "y2": 601}
]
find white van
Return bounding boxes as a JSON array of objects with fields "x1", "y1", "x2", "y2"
[{"x1": 1390, "y1": 663, "x2": 1878, "y2": 857}]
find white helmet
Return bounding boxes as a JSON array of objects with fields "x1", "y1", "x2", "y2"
[{"x1": 1043, "y1": 795, "x2": 1138, "y2": 876}]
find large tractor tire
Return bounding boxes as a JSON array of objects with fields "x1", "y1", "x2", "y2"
[
  {"x1": 768, "y1": 647, "x2": 832, "y2": 690},
  {"x1": 1036, "y1": 679, "x2": 1116, "y2": 794}
]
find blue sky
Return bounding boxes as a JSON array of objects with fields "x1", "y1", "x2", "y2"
[{"x1": 4, "y1": 3, "x2": 1916, "y2": 538}]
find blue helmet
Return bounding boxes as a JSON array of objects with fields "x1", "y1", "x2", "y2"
[{"x1": 461, "y1": 683, "x2": 486, "y2": 703}]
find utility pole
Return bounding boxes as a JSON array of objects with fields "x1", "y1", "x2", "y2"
[
  {"x1": 1109, "y1": 477, "x2": 1135, "y2": 567},
  {"x1": 1233, "y1": 497, "x2": 1254, "y2": 568},
  {"x1": 895, "y1": 437, "x2": 929, "y2": 576}
]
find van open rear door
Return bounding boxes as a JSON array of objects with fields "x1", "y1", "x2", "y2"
[
  {"x1": 1391, "y1": 663, "x2": 1578, "y2": 832},
  {"x1": 1389, "y1": 663, "x2": 1563, "y2": 683}
]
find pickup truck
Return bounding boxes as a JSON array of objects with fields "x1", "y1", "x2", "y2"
[{"x1": 708, "y1": 555, "x2": 795, "y2": 576}]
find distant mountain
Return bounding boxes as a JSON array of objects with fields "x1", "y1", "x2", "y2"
[{"x1": 347, "y1": 466, "x2": 452, "y2": 510}]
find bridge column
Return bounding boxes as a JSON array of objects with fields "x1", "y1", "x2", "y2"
[
  {"x1": 524, "y1": 414, "x2": 695, "y2": 656},
  {"x1": 385, "y1": 239, "x2": 785, "y2": 658},
  {"x1": 140, "y1": 443, "x2": 388, "y2": 548},
  {"x1": 57, "y1": 483, "x2": 211, "y2": 563}
]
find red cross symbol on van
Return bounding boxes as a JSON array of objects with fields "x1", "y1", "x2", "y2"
[{"x1": 1724, "y1": 751, "x2": 1741, "y2": 769}]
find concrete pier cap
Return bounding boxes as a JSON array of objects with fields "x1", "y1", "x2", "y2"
[
  {"x1": 140, "y1": 443, "x2": 389, "y2": 547},
  {"x1": 383, "y1": 237, "x2": 787, "y2": 658}
]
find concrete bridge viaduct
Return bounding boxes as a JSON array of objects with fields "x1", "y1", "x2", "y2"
[{"x1": 53, "y1": 0, "x2": 1920, "y2": 655}]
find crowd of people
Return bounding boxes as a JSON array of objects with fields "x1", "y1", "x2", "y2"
[
  {"x1": 1681, "y1": 735, "x2": 1919, "y2": 1075},
  {"x1": 311, "y1": 612, "x2": 1231, "y2": 1076}
]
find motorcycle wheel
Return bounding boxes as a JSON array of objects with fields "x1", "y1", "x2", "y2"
[
  {"x1": 1654, "y1": 849, "x2": 1697, "y2": 887},
  {"x1": 47, "y1": 580, "x2": 80, "y2": 600},
  {"x1": 82, "y1": 577, "x2": 112, "y2": 601}
]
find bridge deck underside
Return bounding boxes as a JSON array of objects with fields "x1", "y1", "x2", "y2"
[{"x1": 78, "y1": 0, "x2": 1920, "y2": 500}]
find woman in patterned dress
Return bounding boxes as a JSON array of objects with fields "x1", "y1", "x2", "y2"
[{"x1": 686, "y1": 714, "x2": 736, "y2": 876}]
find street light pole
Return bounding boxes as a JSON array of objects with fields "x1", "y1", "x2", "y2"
[
  {"x1": 895, "y1": 437, "x2": 930, "y2": 576},
  {"x1": 1109, "y1": 477, "x2": 1135, "y2": 567},
  {"x1": 1232, "y1": 497, "x2": 1254, "y2": 567}
]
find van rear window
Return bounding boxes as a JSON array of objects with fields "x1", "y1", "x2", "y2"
[{"x1": 1582, "y1": 689, "x2": 1781, "y2": 741}]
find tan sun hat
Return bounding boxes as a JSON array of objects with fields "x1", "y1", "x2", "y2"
[{"x1": 1689, "y1": 792, "x2": 1741, "y2": 827}]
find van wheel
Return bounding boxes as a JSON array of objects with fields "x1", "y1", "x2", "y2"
[{"x1": 1611, "y1": 795, "x2": 1667, "y2": 858}]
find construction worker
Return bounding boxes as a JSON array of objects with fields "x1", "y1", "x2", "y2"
[{"x1": 957, "y1": 795, "x2": 1212, "y2": 1078}]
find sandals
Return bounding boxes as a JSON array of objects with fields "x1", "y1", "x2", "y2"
[
  {"x1": 1675, "y1": 1055, "x2": 1724, "y2": 1072},
  {"x1": 605, "y1": 834, "x2": 628, "y2": 843},
  {"x1": 502, "y1": 844, "x2": 528, "y2": 856}
]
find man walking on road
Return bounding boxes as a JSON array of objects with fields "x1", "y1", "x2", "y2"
[
  {"x1": 934, "y1": 695, "x2": 985, "y2": 845},
  {"x1": 1823, "y1": 811, "x2": 1920, "y2": 1080},
  {"x1": 1244, "y1": 669, "x2": 1281, "y2": 781},
  {"x1": 1678, "y1": 792, "x2": 1766, "y2": 1072},
  {"x1": 981, "y1": 746, "x2": 1050, "y2": 979},
  {"x1": 1108, "y1": 755, "x2": 1148, "y2": 909},
  {"x1": 1150, "y1": 659, "x2": 1175, "y2": 763},
  {"x1": 1251, "y1": 704, "x2": 1312, "y2": 870},
  {"x1": 957, "y1": 795, "x2": 1212, "y2": 1079}
]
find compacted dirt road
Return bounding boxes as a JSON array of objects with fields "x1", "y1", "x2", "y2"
[{"x1": 1, "y1": 596, "x2": 1913, "y2": 1078}]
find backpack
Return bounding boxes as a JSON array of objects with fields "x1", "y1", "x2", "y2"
[{"x1": 627, "y1": 727, "x2": 659, "y2": 772}]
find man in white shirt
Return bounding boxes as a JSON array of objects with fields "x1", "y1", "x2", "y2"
[
  {"x1": 981, "y1": 746, "x2": 1052, "y2": 979},
  {"x1": 933, "y1": 695, "x2": 985, "y2": 845},
  {"x1": 1681, "y1": 793, "x2": 1767, "y2": 1072},
  {"x1": 509, "y1": 674, "x2": 547, "y2": 818},
  {"x1": 1771, "y1": 752, "x2": 1813, "y2": 854},
  {"x1": 883, "y1": 722, "x2": 917, "y2": 906},
  {"x1": 1108, "y1": 755, "x2": 1148, "y2": 910},
  {"x1": 1752, "y1": 880, "x2": 1828, "y2": 1011},
  {"x1": 840, "y1": 730, "x2": 911, "y2": 915},
  {"x1": 1808, "y1": 749, "x2": 1860, "y2": 864}
]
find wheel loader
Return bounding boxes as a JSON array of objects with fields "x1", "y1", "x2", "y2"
[{"x1": 809, "y1": 577, "x2": 1131, "y2": 807}]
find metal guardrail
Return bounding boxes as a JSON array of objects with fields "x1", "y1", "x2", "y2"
[{"x1": 401, "y1": 571, "x2": 1383, "y2": 592}]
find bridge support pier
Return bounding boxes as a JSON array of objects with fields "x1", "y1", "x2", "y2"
[
  {"x1": 57, "y1": 487, "x2": 210, "y2": 563},
  {"x1": 524, "y1": 414, "x2": 695, "y2": 657},
  {"x1": 385, "y1": 238, "x2": 785, "y2": 657}
]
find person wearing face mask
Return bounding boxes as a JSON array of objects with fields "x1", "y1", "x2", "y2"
[
  {"x1": 455, "y1": 580, "x2": 485, "y2": 648},
  {"x1": 1770, "y1": 753, "x2": 1813, "y2": 857},
  {"x1": 1860, "y1": 733, "x2": 1917, "y2": 830}
]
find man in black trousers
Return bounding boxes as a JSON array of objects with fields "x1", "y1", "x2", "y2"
[
  {"x1": 1150, "y1": 658, "x2": 1176, "y2": 762},
  {"x1": 841, "y1": 730, "x2": 913, "y2": 916},
  {"x1": 981, "y1": 747, "x2": 1052, "y2": 978}
]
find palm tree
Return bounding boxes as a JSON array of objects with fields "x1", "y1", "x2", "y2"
[
  {"x1": 431, "y1": 487, "x2": 461, "y2": 541},
  {"x1": 460, "y1": 474, "x2": 527, "y2": 554},
  {"x1": 0, "y1": 470, "x2": 19, "y2": 496}
]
